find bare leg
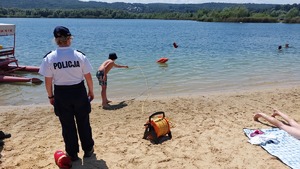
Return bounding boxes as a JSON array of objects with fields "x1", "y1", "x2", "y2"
[
  {"x1": 101, "y1": 85, "x2": 109, "y2": 107},
  {"x1": 272, "y1": 109, "x2": 300, "y2": 129},
  {"x1": 254, "y1": 111, "x2": 300, "y2": 139},
  {"x1": 254, "y1": 112, "x2": 284, "y2": 128}
]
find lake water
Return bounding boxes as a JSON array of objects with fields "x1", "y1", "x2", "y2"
[{"x1": 0, "y1": 18, "x2": 300, "y2": 106}]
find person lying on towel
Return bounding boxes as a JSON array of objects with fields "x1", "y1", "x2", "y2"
[{"x1": 254, "y1": 109, "x2": 300, "y2": 140}]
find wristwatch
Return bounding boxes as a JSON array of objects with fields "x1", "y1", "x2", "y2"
[{"x1": 48, "y1": 95, "x2": 54, "y2": 99}]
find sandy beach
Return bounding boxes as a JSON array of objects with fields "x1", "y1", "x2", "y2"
[{"x1": 1, "y1": 87, "x2": 300, "y2": 169}]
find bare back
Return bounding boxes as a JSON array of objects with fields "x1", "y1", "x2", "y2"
[{"x1": 98, "y1": 59, "x2": 115, "y2": 75}]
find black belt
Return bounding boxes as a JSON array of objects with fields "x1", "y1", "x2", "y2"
[{"x1": 54, "y1": 81, "x2": 84, "y2": 89}]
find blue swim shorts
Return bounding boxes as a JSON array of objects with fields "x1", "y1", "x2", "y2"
[{"x1": 96, "y1": 70, "x2": 107, "y2": 86}]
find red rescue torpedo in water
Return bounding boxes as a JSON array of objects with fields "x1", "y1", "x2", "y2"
[
  {"x1": 173, "y1": 42, "x2": 178, "y2": 48},
  {"x1": 157, "y1": 57, "x2": 168, "y2": 63}
]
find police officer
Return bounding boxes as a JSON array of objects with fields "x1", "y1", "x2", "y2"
[{"x1": 39, "y1": 26, "x2": 94, "y2": 161}]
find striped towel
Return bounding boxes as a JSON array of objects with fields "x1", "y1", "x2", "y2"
[{"x1": 244, "y1": 128, "x2": 300, "y2": 169}]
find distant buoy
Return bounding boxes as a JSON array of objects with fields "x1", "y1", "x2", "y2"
[
  {"x1": 173, "y1": 42, "x2": 178, "y2": 48},
  {"x1": 157, "y1": 57, "x2": 168, "y2": 63}
]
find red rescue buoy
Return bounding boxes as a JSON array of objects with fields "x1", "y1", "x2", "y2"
[
  {"x1": 54, "y1": 150, "x2": 72, "y2": 169},
  {"x1": 157, "y1": 57, "x2": 169, "y2": 63}
]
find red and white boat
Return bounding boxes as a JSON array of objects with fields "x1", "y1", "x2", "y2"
[{"x1": 0, "y1": 23, "x2": 42, "y2": 84}]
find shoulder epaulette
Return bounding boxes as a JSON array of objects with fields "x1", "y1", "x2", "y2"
[
  {"x1": 43, "y1": 51, "x2": 52, "y2": 58},
  {"x1": 76, "y1": 50, "x2": 86, "y2": 56}
]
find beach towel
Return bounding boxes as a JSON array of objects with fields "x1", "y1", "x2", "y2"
[{"x1": 243, "y1": 128, "x2": 300, "y2": 169}]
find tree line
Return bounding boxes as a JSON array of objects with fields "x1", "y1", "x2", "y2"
[{"x1": 0, "y1": 4, "x2": 299, "y2": 23}]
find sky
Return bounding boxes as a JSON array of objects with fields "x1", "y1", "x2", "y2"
[{"x1": 80, "y1": 0, "x2": 299, "y2": 4}]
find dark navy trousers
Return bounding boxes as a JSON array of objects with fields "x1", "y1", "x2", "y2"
[{"x1": 54, "y1": 81, "x2": 94, "y2": 156}]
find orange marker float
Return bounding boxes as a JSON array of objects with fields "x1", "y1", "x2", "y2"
[{"x1": 157, "y1": 57, "x2": 168, "y2": 63}]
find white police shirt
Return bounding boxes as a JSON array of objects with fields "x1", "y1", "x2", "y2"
[{"x1": 39, "y1": 47, "x2": 93, "y2": 85}]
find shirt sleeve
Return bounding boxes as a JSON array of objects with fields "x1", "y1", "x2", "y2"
[
  {"x1": 38, "y1": 58, "x2": 53, "y2": 77},
  {"x1": 82, "y1": 56, "x2": 93, "y2": 74}
]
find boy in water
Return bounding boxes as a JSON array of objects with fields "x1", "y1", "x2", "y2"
[{"x1": 96, "y1": 53, "x2": 128, "y2": 108}]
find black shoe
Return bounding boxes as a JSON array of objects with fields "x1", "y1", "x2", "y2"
[
  {"x1": 0, "y1": 140, "x2": 4, "y2": 146},
  {"x1": 0, "y1": 131, "x2": 11, "y2": 140},
  {"x1": 83, "y1": 148, "x2": 94, "y2": 158},
  {"x1": 67, "y1": 154, "x2": 79, "y2": 161}
]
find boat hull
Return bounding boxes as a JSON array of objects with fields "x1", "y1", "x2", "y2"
[
  {"x1": 0, "y1": 75, "x2": 42, "y2": 84},
  {"x1": 7, "y1": 65, "x2": 40, "y2": 72}
]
